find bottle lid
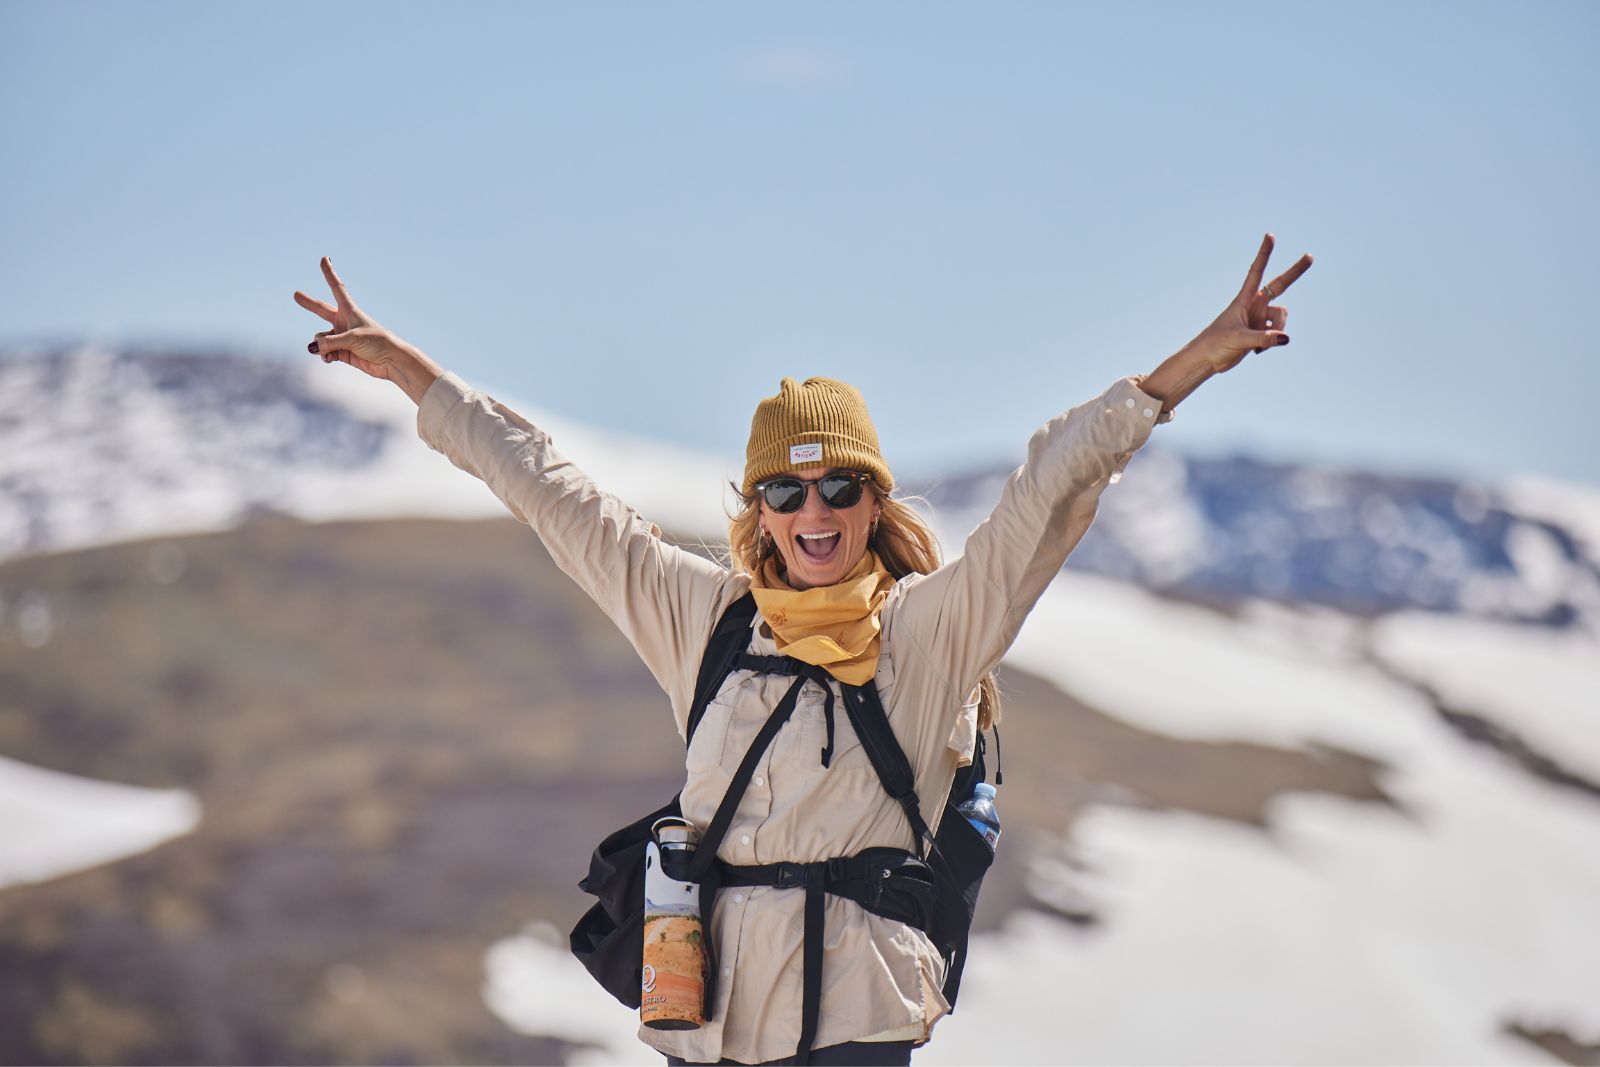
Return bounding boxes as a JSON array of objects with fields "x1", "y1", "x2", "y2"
[
  {"x1": 973, "y1": 782, "x2": 997, "y2": 799},
  {"x1": 651, "y1": 816, "x2": 700, "y2": 848}
]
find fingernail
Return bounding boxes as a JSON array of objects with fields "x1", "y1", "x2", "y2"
[
  {"x1": 1278, "y1": 335, "x2": 1291, "y2": 345},
  {"x1": 308, "y1": 341, "x2": 319, "y2": 354}
]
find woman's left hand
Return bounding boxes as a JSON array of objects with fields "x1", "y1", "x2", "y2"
[{"x1": 1189, "y1": 233, "x2": 1313, "y2": 374}]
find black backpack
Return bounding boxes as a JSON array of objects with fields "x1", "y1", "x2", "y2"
[{"x1": 569, "y1": 591, "x2": 1000, "y2": 1065}]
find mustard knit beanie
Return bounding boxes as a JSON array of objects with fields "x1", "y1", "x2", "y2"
[{"x1": 743, "y1": 376, "x2": 894, "y2": 497}]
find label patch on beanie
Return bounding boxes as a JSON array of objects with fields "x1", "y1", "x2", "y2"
[{"x1": 790, "y1": 442, "x2": 822, "y2": 464}]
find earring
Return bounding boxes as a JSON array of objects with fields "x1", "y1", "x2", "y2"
[{"x1": 869, "y1": 518, "x2": 879, "y2": 538}]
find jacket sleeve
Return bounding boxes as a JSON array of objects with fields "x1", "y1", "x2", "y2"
[
  {"x1": 890, "y1": 374, "x2": 1172, "y2": 708},
  {"x1": 415, "y1": 371, "x2": 732, "y2": 724}
]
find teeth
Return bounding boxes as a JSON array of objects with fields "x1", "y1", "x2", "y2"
[{"x1": 798, "y1": 532, "x2": 838, "y2": 540}]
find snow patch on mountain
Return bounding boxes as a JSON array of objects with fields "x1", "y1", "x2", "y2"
[
  {"x1": 483, "y1": 923, "x2": 659, "y2": 1065},
  {"x1": 929, "y1": 779, "x2": 1600, "y2": 1065},
  {"x1": 916, "y1": 448, "x2": 1600, "y2": 630},
  {"x1": 1009, "y1": 571, "x2": 1600, "y2": 783},
  {"x1": 0, "y1": 754, "x2": 201, "y2": 890},
  {"x1": 7, "y1": 344, "x2": 1599, "y2": 633},
  {"x1": 0, "y1": 344, "x2": 735, "y2": 562},
  {"x1": 1370, "y1": 611, "x2": 1600, "y2": 785}
]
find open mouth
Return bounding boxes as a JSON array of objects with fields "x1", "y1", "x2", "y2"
[{"x1": 796, "y1": 531, "x2": 841, "y2": 562}]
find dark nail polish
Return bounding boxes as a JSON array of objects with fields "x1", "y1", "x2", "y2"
[
  {"x1": 308, "y1": 341, "x2": 319, "y2": 354},
  {"x1": 1278, "y1": 335, "x2": 1291, "y2": 345}
]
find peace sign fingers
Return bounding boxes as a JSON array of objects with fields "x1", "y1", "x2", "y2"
[
  {"x1": 1238, "y1": 233, "x2": 1315, "y2": 301},
  {"x1": 293, "y1": 255, "x2": 375, "y2": 336},
  {"x1": 1259, "y1": 252, "x2": 1314, "y2": 302}
]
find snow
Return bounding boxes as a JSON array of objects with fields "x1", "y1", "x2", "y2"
[
  {"x1": 1500, "y1": 474, "x2": 1600, "y2": 561},
  {"x1": 1095, "y1": 446, "x2": 1212, "y2": 586},
  {"x1": 0, "y1": 348, "x2": 736, "y2": 563},
  {"x1": 482, "y1": 922, "x2": 659, "y2": 1065},
  {"x1": 1370, "y1": 610, "x2": 1600, "y2": 784},
  {"x1": 917, "y1": 574, "x2": 1600, "y2": 1064},
  {"x1": 924, "y1": 723, "x2": 1600, "y2": 1064},
  {"x1": 1004, "y1": 572, "x2": 1414, "y2": 756},
  {"x1": 0, "y1": 753, "x2": 201, "y2": 890},
  {"x1": 290, "y1": 364, "x2": 738, "y2": 542},
  {"x1": 926, "y1": 785, "x2": 1600, "y2": 1064}
]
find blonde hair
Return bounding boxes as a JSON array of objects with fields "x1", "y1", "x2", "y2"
[{"x1": 722, "y1": 480, "x2": 1001, "y2": 732}]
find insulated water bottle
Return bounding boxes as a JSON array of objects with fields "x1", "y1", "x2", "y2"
[
  {"x1": 956, "y1": 781, "x2": 1001, "y2": 851},
  {"x1": 641, "y1": 817, "x2": 705, "y2": 1029}
]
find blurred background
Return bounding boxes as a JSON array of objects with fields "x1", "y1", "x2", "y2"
[{"x1": 2, "y1": 2, "x2": 1597, "y2": 1064}]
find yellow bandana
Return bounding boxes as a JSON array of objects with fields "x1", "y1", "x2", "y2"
[{"x1": 748, "y1": 548, "x2": 896, "y2": 686}]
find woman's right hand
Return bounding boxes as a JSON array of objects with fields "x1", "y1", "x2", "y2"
[{"x1": 293, "y1": 256, "x2": 422, "y2": 385}]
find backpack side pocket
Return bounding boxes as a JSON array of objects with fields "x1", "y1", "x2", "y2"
[
  {"x1": 927, "y1": 803, "x2": 995, "y2": 1009},
  {"x1": 571, "y1": 794, "x2": 683, "y2": 1009}
]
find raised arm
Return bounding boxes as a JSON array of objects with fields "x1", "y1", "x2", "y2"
[
  {"x1": 893, "y1": 232, "x2": 1313, "y2": 701},
  {"x1": 293, "y1": 257, "x2": 732, "y2": 718},
  {"x1": 891, "y1": 375, "x2": 1169, "y2": 703}
]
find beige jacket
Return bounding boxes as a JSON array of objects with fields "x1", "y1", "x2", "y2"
[{"x1": 416, "y1": 370, "x2": 1171, "y2": 1063}]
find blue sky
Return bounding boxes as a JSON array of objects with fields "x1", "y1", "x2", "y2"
[{"x1": 2, "y1": 1, "x2": 1596, "y2": 487}]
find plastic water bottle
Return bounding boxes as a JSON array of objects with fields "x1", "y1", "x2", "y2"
[{"x1": 957, "y1": 782, "x2": 1001, "y2": 852}]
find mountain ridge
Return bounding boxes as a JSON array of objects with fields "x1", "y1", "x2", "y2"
[{"x1": 5, "y1": 342, "x2": 1594, "y2": 631}]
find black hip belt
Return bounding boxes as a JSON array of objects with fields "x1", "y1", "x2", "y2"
[{"x1": 717, "y1": 847, "x2": 937, "y2": 931}]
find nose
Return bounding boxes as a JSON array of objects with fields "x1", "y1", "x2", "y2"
[{"x1": 798, "y1": 479, "x2": 831, "y2": 519}]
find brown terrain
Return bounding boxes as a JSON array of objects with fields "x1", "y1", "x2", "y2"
[{"x1": 0, "y1": 513, "x2": 1405, "y2": 1065}]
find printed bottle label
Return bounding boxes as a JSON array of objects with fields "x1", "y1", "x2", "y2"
[{"x1": 641, "y1": 841, "x2": 705, "y2": 1030}]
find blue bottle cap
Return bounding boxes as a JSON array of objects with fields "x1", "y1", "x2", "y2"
[{"x1": 973, "y1": 782, "x2": 996, "y2": 799}]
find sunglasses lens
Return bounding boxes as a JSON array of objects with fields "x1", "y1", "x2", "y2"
[
  {"x1": 761, "y1": 479, "x2": 806, "y2": 513},
  {"x1": 819, "y1": 473, "x2": 864, "y2": 509}
]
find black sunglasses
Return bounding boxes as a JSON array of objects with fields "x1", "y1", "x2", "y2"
[{"x1": 754, "y1": 471, "x2": 872, "y2": 513}]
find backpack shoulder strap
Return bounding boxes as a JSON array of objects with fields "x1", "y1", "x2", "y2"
[
  {"x1": 686, "y1": 591, "x2": 759, "y2": 748},
  {"x1": 949, "y1": 726, "x2": 989, "y2": 806},
  {"x1": 838, "y1": 682, "x2": 934, "y2": 859}
]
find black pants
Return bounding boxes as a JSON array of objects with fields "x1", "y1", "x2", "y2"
[{"x1": 666, "y1": 1039, "x2": 915, "y2": 1066}]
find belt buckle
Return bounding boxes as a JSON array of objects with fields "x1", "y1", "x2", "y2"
[
  {"x1": 775, "y1": 862, "x2": 804, "y2": 889},
  {"x1": 865, "y1": 859, "x2": 889, "y2": 907}
]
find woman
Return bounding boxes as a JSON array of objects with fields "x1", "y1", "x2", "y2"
[{"x1": 293, "y1": 233, "x2": 1312, "y2": 1065}]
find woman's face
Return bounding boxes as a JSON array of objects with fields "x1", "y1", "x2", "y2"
[{"x1": 758, "y1": 468, "x2": 882, "y2": 590}]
